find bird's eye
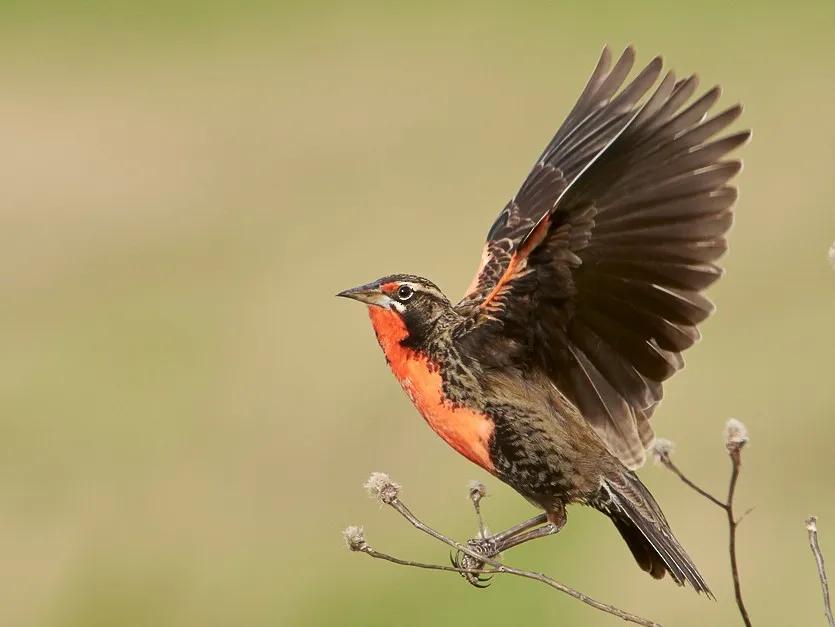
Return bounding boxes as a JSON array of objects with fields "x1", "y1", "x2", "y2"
[{"x1": 397, "y1": 285, "x2": 414, "y2": 301}]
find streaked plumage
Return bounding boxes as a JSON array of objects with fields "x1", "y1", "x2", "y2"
[{"x1": 339, "y1": 46, "x2": 748, "y2": 595}]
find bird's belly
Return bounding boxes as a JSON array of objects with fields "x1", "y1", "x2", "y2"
[
  {"x1": 486, "y1": 398, "x2": 612, "y2": 508},
  {"x1": 389, "y1": 354, "x2": 495, "y2": 473}
]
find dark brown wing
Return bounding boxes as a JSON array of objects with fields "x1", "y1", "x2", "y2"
[
  {"x1": 456, "y1": 48, "x2": 749, "y2": 469},
  {"x1": 457, "y1": 46, "x2": 662, "y2": 310}
]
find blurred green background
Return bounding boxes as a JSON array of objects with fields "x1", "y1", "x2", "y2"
[{"x1": 1, "y1": 1, "x2": 833, "y2": 626}]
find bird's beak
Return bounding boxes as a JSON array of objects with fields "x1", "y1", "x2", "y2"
[{"x1": 336, "y1": 283, "x2": 388, "y2": 307}]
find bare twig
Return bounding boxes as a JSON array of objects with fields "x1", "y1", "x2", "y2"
[
  {"x1": 653, "y1": 419, "x2": 752, "y2": 627},
  {"x1": 468, "y1": 480, "x2": 488, "y2": 539},
  {"x1": 806, "y1": 516, "x2": 835, "y2": 627},
  {"x1": 726, "y1": 446, "x2": 751, "y2": 627},
  {"x1": 348, "y1": 472, "x2": 663, "y2": 627},
  {"x1": 657, "y1": 454, "x2": 725, "y2": 508}
]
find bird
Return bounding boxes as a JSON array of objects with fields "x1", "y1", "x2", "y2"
[{"x1": 338, "y1": 45, "x2": 748, "y2": 594}]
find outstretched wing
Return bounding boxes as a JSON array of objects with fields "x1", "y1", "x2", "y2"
[
  {"x1": 456, "y1": 47, "x2": 749, "y2": 469},
  {"x1": 457, "y1": 46, "x2": 662, "y2": 310}
]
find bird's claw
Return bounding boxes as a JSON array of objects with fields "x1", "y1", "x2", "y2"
[{"x1": 451, "y1": 538, "x2": 498, "y2": 588}]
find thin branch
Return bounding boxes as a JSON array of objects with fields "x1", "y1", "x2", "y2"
[
  {"x1": 659, "y1": 455, "x2": 725, "y2": 509},
  {"x1": 726, "y1": 448, "x2": 752, "y2": 627},
  {"x1": 468, "y1": 480, "x2": 488, "y2": 539},
  {"x1": 390, "y1": 496, "x2": 653, "y2": 621},
  {"x1": 654, "y1": 419, "x2": 752, "y2": 627},
  {"x1": 349, "y1": 473, "x2": 663, "y2": 627},
  {"x1": 358, "y1": 544, "x2": 497, "y2": 576},
  {"x1": 806, "y1": 516, "x2": 835, "y2": 627},
  {"x1": 736, "y1": 506, "x2": 756, "y2": 526}
]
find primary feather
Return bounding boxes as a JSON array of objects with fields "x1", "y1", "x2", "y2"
[{"x1": 456, "y1": 46, "x2": 749, "y2": 469}]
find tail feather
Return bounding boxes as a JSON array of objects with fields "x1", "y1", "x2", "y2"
[
  {"x1": 598, "y1": 471, "x2": 713, "y2": 597},
  {"x1": 611, "y1": 515, "x2": 668, "y2": 579}
]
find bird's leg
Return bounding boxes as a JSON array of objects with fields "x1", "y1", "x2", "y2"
[
  {"x1": 486, "y1": 505, "x2": 566, "y2": 554},
  {"x1": 487, "y1": 512, "x2": 548, "y2": 545},
  {"x1": 491, "y1": 508, "x2": 566, "y2": 553}
]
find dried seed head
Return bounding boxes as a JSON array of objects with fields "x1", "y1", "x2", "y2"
[
  {"x1": 651, "y1": 438, "x2": 675, "y2": 464},
  {"x1": 724, "y1": 418, "x2": 749, "y2": 453},
  {"x1": 342, "y1": 525, "x2": 366, "y2": 551},
  {"x1": 364, "y1": 472, "x2": 401, "y2": 504},
  {"x1": 468, "y1": 480, "x2": 488, "y2": 504}
]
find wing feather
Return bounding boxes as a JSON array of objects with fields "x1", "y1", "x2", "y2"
[{"x1": 455, "y1": 48, "x2": 748, "y2": 468}]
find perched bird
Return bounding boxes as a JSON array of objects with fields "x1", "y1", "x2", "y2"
[{"x1": 338, "y1": 46, "x2": 748, "y2": 594}]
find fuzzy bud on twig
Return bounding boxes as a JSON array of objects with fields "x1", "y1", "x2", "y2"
[
  {"x1": 343, "y1": 525, "x2": 367, "y2": 551},
  {"x1": 651, "y1": 438, "x2": 675, "y2": 464},
  {"x1": 468, "y1": 480, "x2": 488, "y2": 505},
  {"x1": 806, "y1": 515, "x2": 835, "y2": 627},
  {"x1": 364, "y1": 472, "x2": 401, "y2": 504},
  {"x1": 724, "y1": 418, "x2": 750, "y2": 453}
]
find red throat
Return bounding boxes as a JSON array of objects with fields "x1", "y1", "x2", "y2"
[
  {"x1": 368, "y1": 305, "x2": 410, "y2": 349},
  {"x1": 367, "y1": 306, "x2": 495, "y2": 472}
]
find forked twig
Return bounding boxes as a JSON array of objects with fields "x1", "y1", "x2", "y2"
[
  {"x1": 726, "y1": 445, "x2": 749, "y2": 627},
  {"x1": 653, "y1": 419, "x2": 752, "y2": 627},
  {"x1": 806, "y1": 516, "x2": 835, "y2": 627},
  {"x1": 345, "y1": 473, "x2": 662, "y2": 627}
]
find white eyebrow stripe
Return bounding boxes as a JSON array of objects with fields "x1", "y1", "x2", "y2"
[{"x1": 399, "y1": 281, "x2": 443, "y2": 299}]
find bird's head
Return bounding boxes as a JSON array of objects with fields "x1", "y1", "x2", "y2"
[{"x1": 337, "y1": 274, "x2": 453, "y2": 348}]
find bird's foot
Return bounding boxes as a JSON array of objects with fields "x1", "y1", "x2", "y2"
[
  {"x1": 455, "y1": 486, "x2": 564, "y2": 589},
  {"x1": 450, "y1": 536, "x2": 498, "y2": 588},
  {"x1": 451, "y1": 520, "x2": 561, "y2": 588}
]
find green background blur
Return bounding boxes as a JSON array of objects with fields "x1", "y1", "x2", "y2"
[{"x1": 1, "y1": 2, "x2": 833, "y2": 626}]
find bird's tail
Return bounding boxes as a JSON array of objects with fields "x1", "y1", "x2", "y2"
[{"x1": 595, "y1": 471, "x2": 713, "y2": 597}]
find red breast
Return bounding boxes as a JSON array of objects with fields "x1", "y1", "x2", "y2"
[{"x1": 367, "y1": 306, "x2": 496, "y2": 472}]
